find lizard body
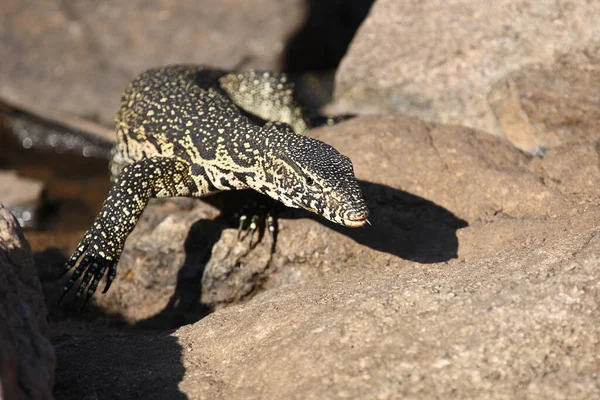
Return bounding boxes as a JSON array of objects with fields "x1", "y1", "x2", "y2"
[{"x1": 60, "y1": 65, "x2": 368, "y2": 304}]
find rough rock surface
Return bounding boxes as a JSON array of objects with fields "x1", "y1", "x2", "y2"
[
  {"x1": 0, "y1": 0, "x2": 306, "y2": 125},
  {"x1": 0, "y1": 204, "x2": 55, "y2": 399},
  {"x1": 174, "y1": 230, "x2": 600, "y2": 399},
  {"x1": 50, "y1": 116, "x2": 600, "y2": 399},
  {"x1": 55, "y1": 225, "x2": 600, "y2": 399},
  {"x1": 488, "y1": 45, "x2": 600, "y2": 153},
  {"x1": 333, "y1": 0, "x2": 600, "y2": 152}
]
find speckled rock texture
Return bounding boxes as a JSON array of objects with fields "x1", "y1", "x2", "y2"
[
  {"x1": 0, "y1": 204, "x2": 55, "y2": 400},
  {"x1": 50, "y1": 116, "x2": 600, "y2": 399},
  {"x1": 333, "y1": 0, "x2": 600, "y2": 153}
]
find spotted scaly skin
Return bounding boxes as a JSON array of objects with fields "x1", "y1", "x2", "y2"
[{"x1": 60, "y1": 65, "x2": 368, "y2": 306}]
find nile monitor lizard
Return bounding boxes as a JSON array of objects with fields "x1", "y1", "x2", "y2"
[{"x1": 59, "y1": 64, "x2": 368, "y2": 306}]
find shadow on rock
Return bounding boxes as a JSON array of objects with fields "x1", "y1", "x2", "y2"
[
  {"x1": 153, "y1": 180, "x2": 466, "y2": 318},
  {"x1": 337, "y1": 180, "x2": 468, "y2": 263},
  {"x1": 144, "y1": 180, "x2": 466, "y2": 322},
  {"x1": 53, "y1": 333, "x2": 187, "y2": 400},
  {"x1": 281, "y1": 179, "x2": 468, "y2": 263},
  {"x1": 133, "y1": 218, "x2": 226, "y2": 330},
  {"x1": 282, "y1": 0, "x2": 376, "y2": 72}
]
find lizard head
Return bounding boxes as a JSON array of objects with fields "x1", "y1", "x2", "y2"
[{"x1": 257, "y1": 123, "x2": 369, "y2": 227}]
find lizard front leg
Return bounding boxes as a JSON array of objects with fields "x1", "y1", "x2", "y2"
[{"x1": 59, "y1": 156, "x2": 199, "y2": 307}]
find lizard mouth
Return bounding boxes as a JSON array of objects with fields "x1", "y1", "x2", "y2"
[{"x1": 343, "y1": 214, "x2": 368, "y2": 228}]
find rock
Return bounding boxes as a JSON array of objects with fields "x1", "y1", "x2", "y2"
[
  {"x1": 0, "y1": 100, "x2": 114, "y2": 155},
  {"x1": 488, "y1": 45, "x2": 600, "y2": 153},
  {"x1": 333, "y1": 0, "x2": 600, "y2": 151},
  {"x1": 0, "y1": 204, "x2": 55, "y2": 399},
  {"x1": 0, "y1": 171, "x2": 44, "y2": 228},
  {"x1": 49, "y1": 115, "x2": 600, "y2": 398},
  {"x1": 0, "y1": 0, "x2": 306, "y2": 125},
  {"x1": 54, "y1": 217, "x2": 600, "y2": 399},
  {"x1": 174, "y1": 226, "x2": 600, "y2": 399}
]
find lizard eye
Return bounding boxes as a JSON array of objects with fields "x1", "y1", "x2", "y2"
[{"x1": 305, "y1": 176, "x2": 314, "y2": 186}]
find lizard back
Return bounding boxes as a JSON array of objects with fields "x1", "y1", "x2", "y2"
[{"x1": 111, "y1": 65, "x2": 256, "y2": 178}]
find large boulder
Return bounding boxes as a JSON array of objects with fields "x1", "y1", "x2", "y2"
[
  {"x1": 54, "y1": 204, "x2": 600, "y2": 399},
  {"x1": 0, "y1": 0, "x2": 306, "y2": 125},
  {"x1": 49, "y1": 115, "x2": 600, "y2": 398},
  {"x1": 175, "y1": 226, "x2": 600, "y2": 399},
  {"x1": 0, "y1": 204, "x2": 55, "y2": 399},
  {"x1": 333, "y1": 0, "x2": 600, "y2": 152}
]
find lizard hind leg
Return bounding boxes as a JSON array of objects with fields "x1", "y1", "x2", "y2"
[{"x1": 219, "y1": 70, "x2": 310, "y2": 134}]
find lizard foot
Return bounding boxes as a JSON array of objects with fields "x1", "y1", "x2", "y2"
[
  {"x1": 58, "y1": 231, "x2": 120, "y2": 309},
  {"x1": 235, "y1": 195, "x2": 280, "y2": 252},
  {"x1": 237, "y1": 212, "x2": 278, "y2": 252}
]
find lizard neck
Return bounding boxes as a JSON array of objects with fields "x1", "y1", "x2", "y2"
[{"x1": 230, "y1": 122, "x2": 302, "y2": 207}]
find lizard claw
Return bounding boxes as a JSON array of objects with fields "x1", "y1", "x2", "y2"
[
  {"x1": 234, "y1": 194, "x2": 280, "y2": 251},
  {"x1": 237, "y1": 215, "x2": 248, "y2": 238},
  {"x1": 58, "y1": 225, "x2": 121, "y2": 307},
  {"x1": 235, "y1": 211, "x2": 278, "y2": 251},
  {"x1": 267, "y1": 213, "x2": 277, "y2": 253},
  {"x1": 248, "y1": 215, "x2": 260, "y2": 248}
]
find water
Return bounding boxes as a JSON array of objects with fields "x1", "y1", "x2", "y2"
[{"x1": 0, "y1": 105, "x2": 112, "y2": 254}]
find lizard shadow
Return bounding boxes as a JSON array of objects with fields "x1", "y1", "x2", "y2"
[
  {"x1": 272, "y1": 180, "x2": 468, "y2": 264},
  {"x1": 138, "y1": 180, "x2": 467, "y2": 329},
  {"x1": 322, "y1": 180, "x2": 469, "y2": 263},
  {"x1": 210, "y1": 180, "x2": 468, "y2": 263}
]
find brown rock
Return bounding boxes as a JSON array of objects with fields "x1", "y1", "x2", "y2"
[
  {"x1": 50, "y1": 115, "x2": 600, "y2": 399},
  {"x1": 0, "y1": 204, "x2": 55, "y2": 399},
  {"x1": 0, "y1": 0, "x2": 306, "y2": 125},
  {"x1": 173, "y1": 227, "x2": 600, "y2": 399},
  {"x1": 0, "y1": 171, "x2": 44, "y2": 228},
  {"x1": 333, "y1": 0, "x2": 600, "y2": 148},
  {"x1": 488, "y1": 45, "x2": 600, "y2": 153},
  {"x1": 54, "y1": 221, "x2": 600, "y2": 399}
]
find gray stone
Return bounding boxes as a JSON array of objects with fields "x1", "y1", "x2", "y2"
[{"x1": 0, "y1": 204, "x2": 55, "y2": 399}]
